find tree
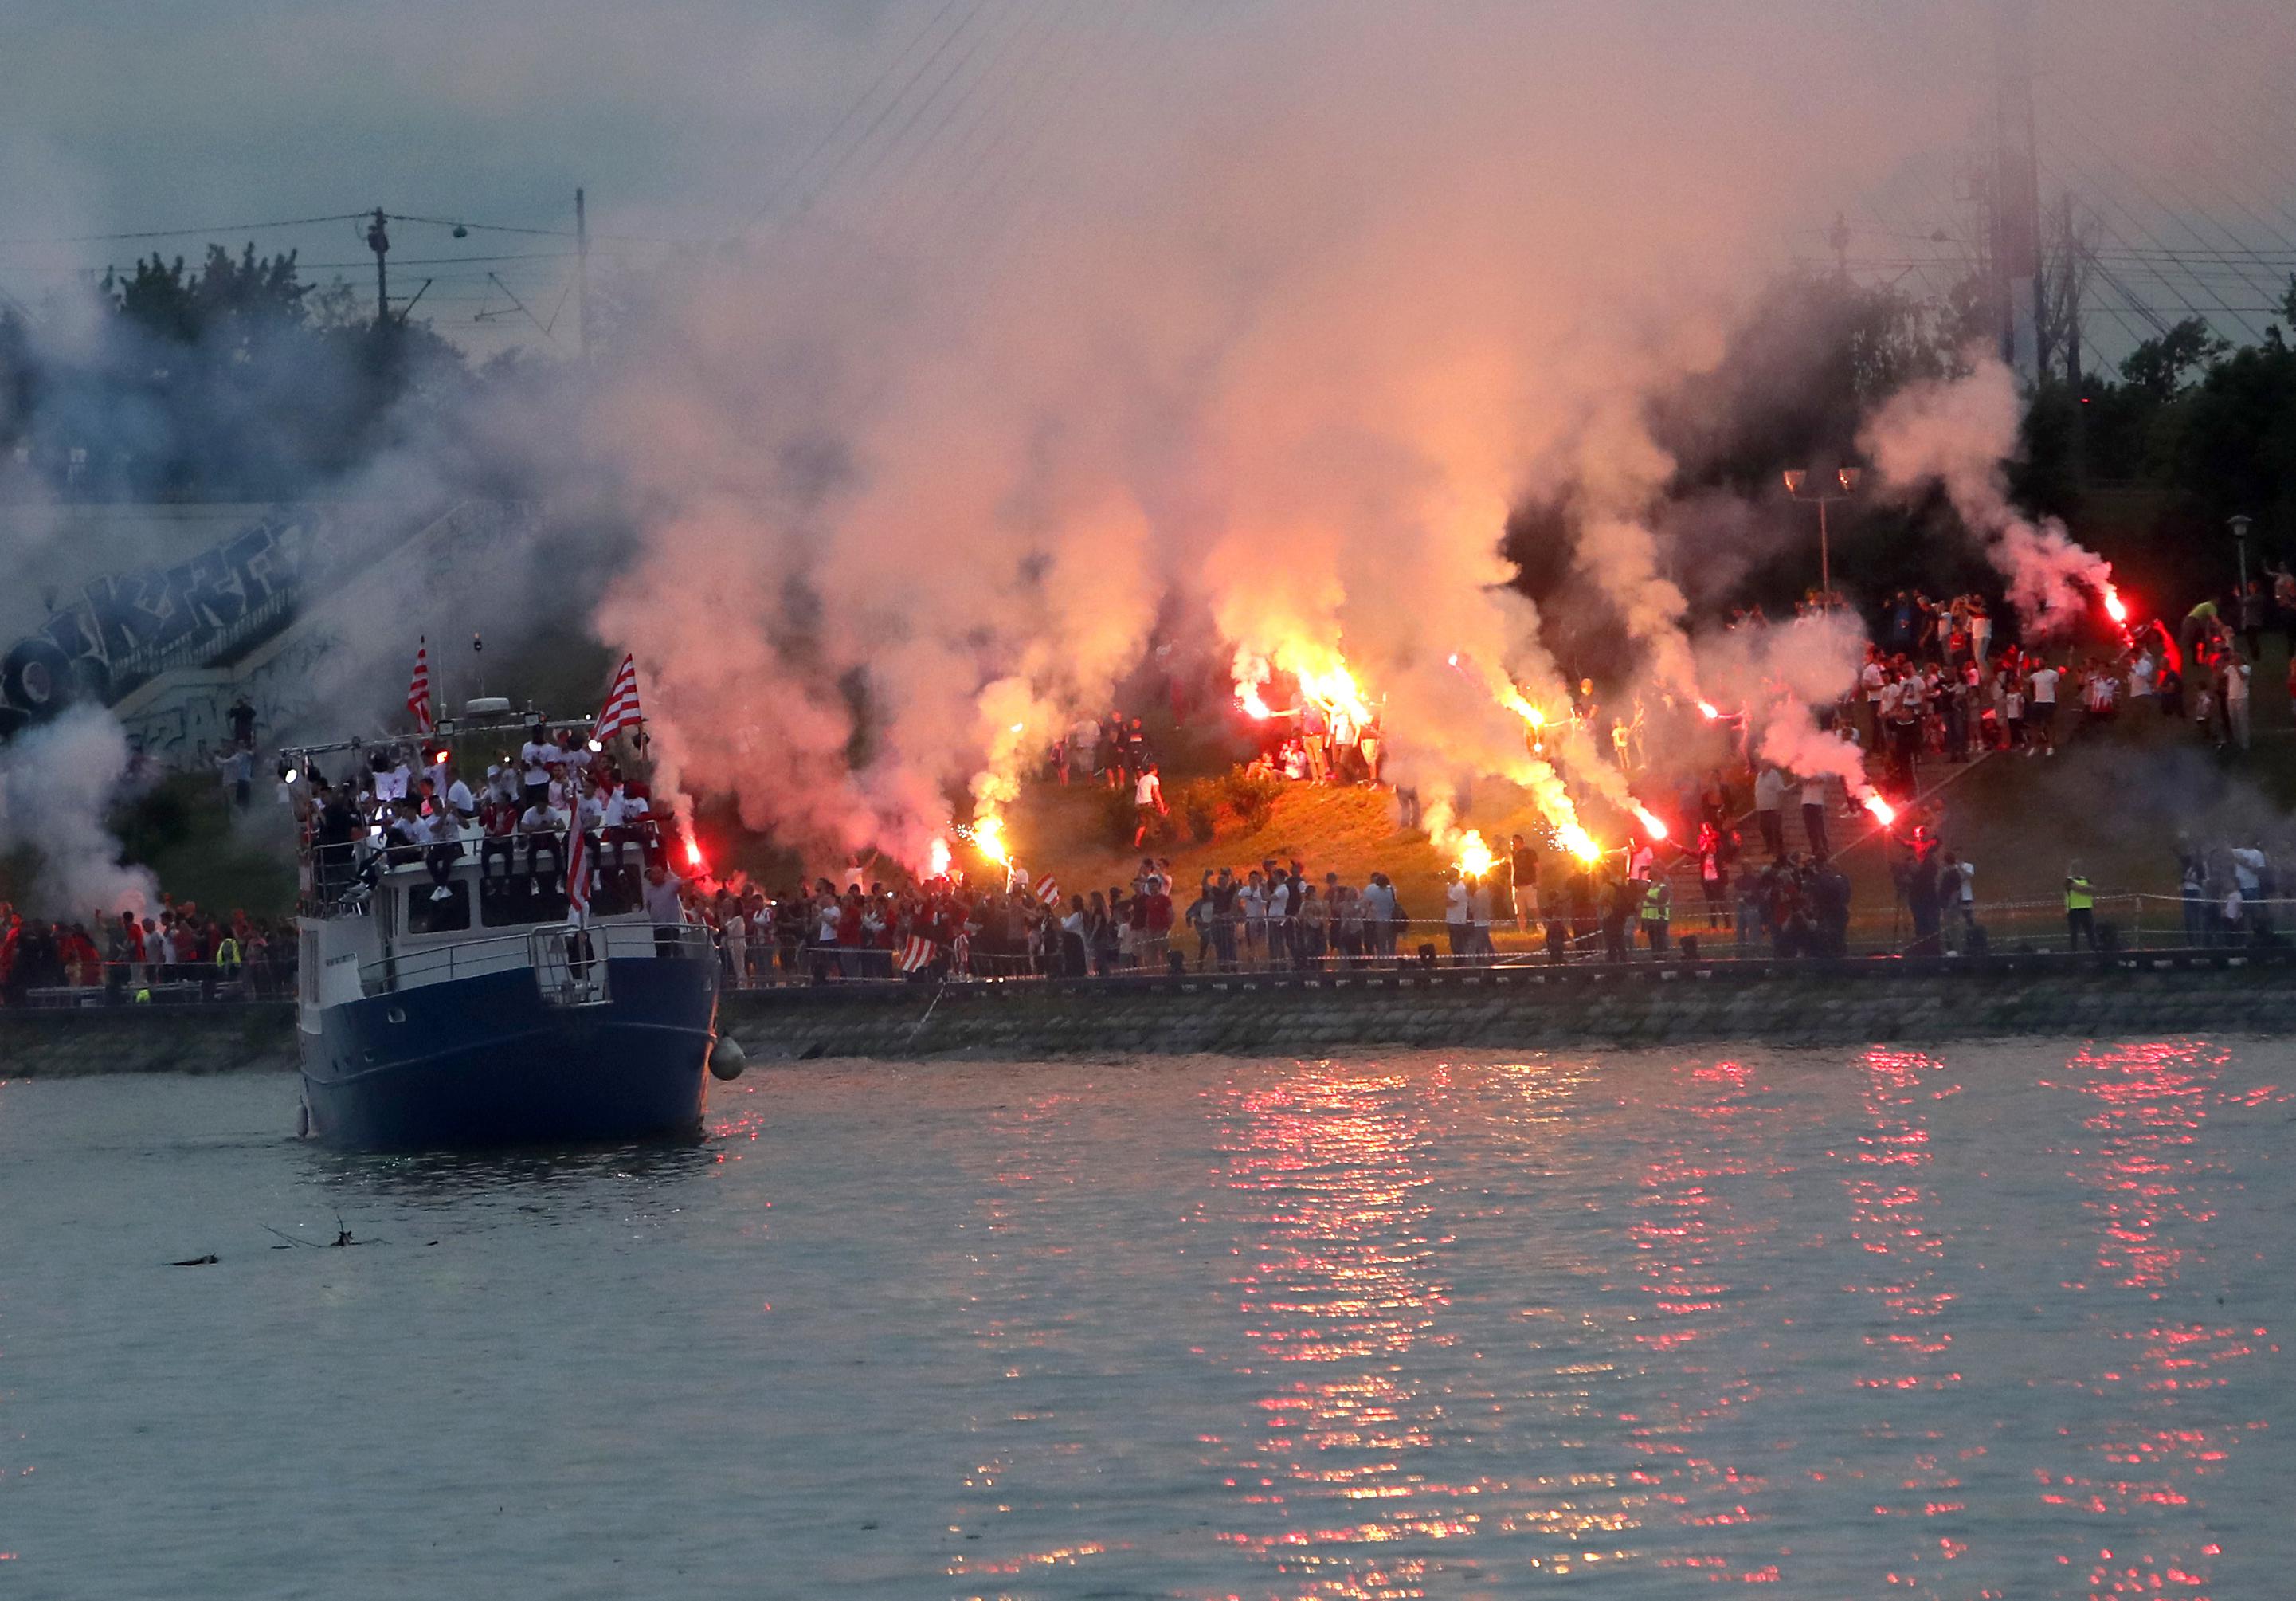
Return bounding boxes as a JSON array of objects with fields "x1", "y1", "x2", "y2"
[{"x1": 2118, "y1": 317, "x2": 2229, "y2": 402}]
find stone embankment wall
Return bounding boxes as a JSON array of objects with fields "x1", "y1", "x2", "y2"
[
  {"x1": 2, "y1": 952, "x2": 2290, "y2": 1079},
  {"x1": 721, "y1": 952, "x2": 2296, "y2": 1061},
  {"x1": 0, "y1": 1004, "x2": 300, "y2": 1077}
]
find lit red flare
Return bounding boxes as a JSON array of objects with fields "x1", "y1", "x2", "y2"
[
  {"x1": 2102, "y1": 585, "x2": 2128, "y2": 626},
  {"x1": 683, "y1": 833, "x2": 707, "y2": 873},
  {"x1": 972, "y1": 816, "x2": 1010, "y2": 866},
  {"x1": 1631, "y1": 803, "x2": 1669, "y2": 842},
  {"x1": 1863, "y1": 792, "x2": 1897, "y2": 826},
  {"x1": 1697, "y1": 701, "x2": 1720, "y2": 720},
  {"x1": 1560, "y1": 823, "x2": 1602, "y2": 864},
  {"x1": 1454, "y1": 830, "x2": 1495, "y2": 880}
]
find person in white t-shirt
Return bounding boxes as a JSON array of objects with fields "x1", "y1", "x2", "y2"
[
  {"x1": 374, "y1": 751, "x2": 412, "y2": 805},
  {"x1": 641, "y1": 863, "x2": 690, "y2": 957},
  {"x1": 519, "y1": 726, "x2": 555, "y2": 810},
  {"x1": 2027, "y1": 663, "x2": 2062, "y2": 755},
  {"x1": 1753, "y1": 765, "x2": 1787, "y2": 858},
  {"x1": 518, "y1": 799, "x2": 566, "y2": 881},
  {"x1": 2224, "y1": 654, "x2": 2252, "y2": 749},
  {"x1": 1800, "y1": 775, "x2": 1831, "y2": 861},
  {"x1": 422, "y1": 804, "x2": 468, "y2": 901},
  {"x1": 1860, "y1": 649, "x2": 1888, "y2": 751},
  {"x1": 1132, "y1": 763, "x2": 1168, "y2": 848},
  {"x1": 438, "y1": 766, "x2": 477, "y2": 823}
]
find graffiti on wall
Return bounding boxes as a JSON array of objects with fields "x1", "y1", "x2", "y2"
[{"x1": 0, "y1": 516, "x2": 311, "y2": 740}]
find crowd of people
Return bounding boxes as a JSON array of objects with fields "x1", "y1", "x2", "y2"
[
  {"x1": 664, "y1": 825, "x2": 1877, "y2": 986},
  {"x1": 293, "y1": 721, "x2": 668, "y2": 913},
  {"x1": 0, "y1": 898, "x2": 296, "y2": 1003},
  {"x1": 16, "y1": 560, "x2": 2290, "y2": 1007}
]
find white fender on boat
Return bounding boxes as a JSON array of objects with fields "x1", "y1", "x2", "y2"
[{"x1": 708, "y1": 1036, "x2": 747, "y2": 1081}]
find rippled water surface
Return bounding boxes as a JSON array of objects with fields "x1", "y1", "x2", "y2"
[{"x1": 2, "y1": 1042, "x2": 2291, "y2": 1598}]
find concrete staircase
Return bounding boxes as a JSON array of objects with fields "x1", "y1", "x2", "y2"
[{"x1": 109, "y1": 500, "x2": 532, "y2": 763}]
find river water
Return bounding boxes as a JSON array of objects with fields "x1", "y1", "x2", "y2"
[{"x1": 1, "y1": 1041, "x2": 2290, "y2": 1599}]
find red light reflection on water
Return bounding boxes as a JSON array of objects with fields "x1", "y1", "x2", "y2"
[
  {"x1": 2035, "y1": 1040, "x2": 2274, "y2": 1594},
  {"x1": 1209, "y1": 1064, "x2": 1522, "y2": 1595},
  {"x1": 1835, "y1": 1050, "x2": 1977, "y2": 1587},
  {"x1": 1630, "y1": 1058, "x2": 1791, "y2": 1585}
]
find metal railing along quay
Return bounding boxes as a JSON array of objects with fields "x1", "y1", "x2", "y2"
[{"x1": 12, "y1": 897, "x2": 2294, "y2": 1010}]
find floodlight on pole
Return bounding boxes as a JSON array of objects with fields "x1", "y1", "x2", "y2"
[{"x1": 1784, "y1": 466, "x2": 1862, "y2": 610}]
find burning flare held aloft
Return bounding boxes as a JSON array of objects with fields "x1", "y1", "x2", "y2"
[
  {"x1": 1232, "y1": 645, "x2": 1376, "y2": 728},
  {"x1": 1453, "y1": 829, "x2": 1495, "y2": 881},
  {"x1": 968, "y1": 814, "x2": 1010, "y2": 867},
  {"x1": 1554, "y1": 817, "x2": 1602, "y2": 864}
]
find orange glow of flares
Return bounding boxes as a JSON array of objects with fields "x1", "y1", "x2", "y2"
[
  {"x1": 1631, "y1": 803, "x2": 1670, "y2": 841},
  {"x1": 1232, "y1": 653, "x2": 1277, "y2": 720},
  {"x1": 1232, "y1": 646, "x2": 1377, "y2": 727},
  {"x1": 1455, "y1": 830, "x2": 1495, "y2": 880},
  {"x1": 1560, "y1": 822, "x2": 1603, "y2": 863},
  {"x1": 972, "y1": 815, "x2": 1010, "y2": 867},
  {"x1": 2103, "y1": 585, "x2": 2129, "y2": 625},
  {"x1": 1295, "y1": 659, "x2": 1373, "y2": 726},
  {"x1": 1863, "y1": 792, "x2": 1897, "y2": 826},
  {"x1": 1496, "y1": 682, "x2": 1548, "y2": 729},
  {"x1": 1698, "y1": 700, "x2": 1720, "y2": 720},
  {"x1": 683, "y1": 833, "x2": 707, "y2": 873},
  {"x1": 926, "y1": 837, "x2": 953, "y2": 879}
]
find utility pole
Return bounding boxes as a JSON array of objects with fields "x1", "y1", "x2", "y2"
[
  {"x1": 366, "y1": 208, "x2": 391, "y2": 328},
  {"x1": 2058, "y1": 194, "x2": 2086, "y2": 390},
  {"x1": 574, "y1": 187, "x2": 591, "y2": 361},
  {"x1": 1991, "y1": 0, "x2": 2043, "y2": 378}
]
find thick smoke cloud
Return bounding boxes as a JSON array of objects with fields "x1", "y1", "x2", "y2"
[
  {"x1": 1861, "y1": 355, "x2": 2114, "y2": 632},
  {"x1": 585, "y1": 2, "x2": 1988, "y2": 861},
  {"x1": 13, "y1": 2, "x2": 2295, "y2": 877},
  {"x1": 0, "y1": 706, "x2": 157, "y2": 916}
]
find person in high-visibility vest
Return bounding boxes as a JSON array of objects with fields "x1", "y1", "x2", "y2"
[
  {"x1": 2065, "y1": 862, "x2": 2097, "y2": 952},
  {"x1": 1640, "y1": 876, "x2": 1671, "y2": 956}
]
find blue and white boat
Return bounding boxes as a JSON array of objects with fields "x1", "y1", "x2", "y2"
[{"x1": 284, "y1": 711, "x2": 734, "y2": 1151}]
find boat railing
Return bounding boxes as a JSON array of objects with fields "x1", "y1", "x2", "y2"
[{"x1": 359, "y1": 920, "x2": 713, "y2": 998}]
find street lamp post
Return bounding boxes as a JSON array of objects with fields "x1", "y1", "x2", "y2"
[
  {"x1": 2230, "y1": 513, "x2": 2253, "y2": 596},
  {"x1": 1784, "y1": 467, "x2": 1862, "y2": 610}
]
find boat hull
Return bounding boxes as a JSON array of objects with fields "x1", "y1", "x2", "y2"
[{"x1": 299, "y1": 955, "x2": 720, "y2": 1151}]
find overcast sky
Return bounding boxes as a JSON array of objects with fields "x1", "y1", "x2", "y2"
[{"x1": 6, "y1": 2, "x2": 2295, "y2": 359}]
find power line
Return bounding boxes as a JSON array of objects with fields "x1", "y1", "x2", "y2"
[
  {"x1": 0, "y1": 210, "x2": 366, "y2": 247},
  {"x1": 739, "y1": 0, "x2": 977, "y2": 236}
]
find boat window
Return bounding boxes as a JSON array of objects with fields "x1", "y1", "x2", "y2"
[
  {"x1": 480, "y1": 875, "x2": 570, "y2": 928},
  {"x1": 405, "y1": 882, "x2": 471, "y2": 935},
  {"x1": 478, "y1": 865, "x2": 642, "y2": 926}
]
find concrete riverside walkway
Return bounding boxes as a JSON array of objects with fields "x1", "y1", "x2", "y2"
[{"x1": 9, "y1": 947, "x2": 2289, "y2": 1077}]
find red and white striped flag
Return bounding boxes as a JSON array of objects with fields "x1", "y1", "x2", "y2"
[
  {"x1": 1034, "y1": 873, "x2": 1059, "y2": 907},
  {"x1": 565, "y1": 815, "x2": 590, "y2": 922},
  {"x1": 407, "y1": 638, "x2": 433, "y2": 733},
  {"x1": 593, "y1": 653, "x2": 645, "y2": 745},
  {"x1": 898, "y1": 933, "x2": 938, "y2": 973}
]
